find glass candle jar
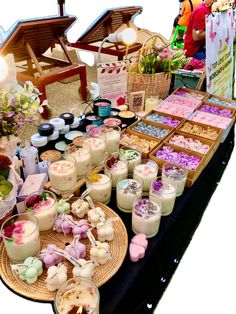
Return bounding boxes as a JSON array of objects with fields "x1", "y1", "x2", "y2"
[
  {"x1": 99, "y1": 125, "x2": 121, "y2": 154},
  {"x1": 116, "y1": 177, "x2": 143, "y2": 213},
  {"x1": 119, "y1": 146, "x2": 141, "y2": 174},
  {"x1": 132, "y1": 196, "x2": 162, "y2": 238},
  {"x1": 149, "y1": 177, "x2": 177, "y2": 216},
  {"x1": 66, "y1": 145, "x2": 91, "y2": 178},
  {"x1": 133, "y1": 159, "x2": 158, "y2": 194},
  {"x1": 48, "y1": 155, "x2": 77, "y2": 192},
  {"x1": 54, "y1": 277, "x2": 100, "y2": 314},
  {"x1": 82, "y1": 135, "x2": 106, "y2": 165},
  {"x1": 86, "y1": 170, "x2": 112, "y2": 204},
  {"x1": 0, "y1": 213, "x2": 40, "y2": 262},
  {"x1": 162, "y1": 162, "x2": 188, "y2": 196},
  {"x1": 25, "y1": 190, "x2": 57, "y2": 232},
  {"x1": 104, "y1": 154, "x2": 128, "y2": 188}
]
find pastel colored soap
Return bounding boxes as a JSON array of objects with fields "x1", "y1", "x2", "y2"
[{"x1": 129, "y1": 233, "x2": 148, "y2": 262}]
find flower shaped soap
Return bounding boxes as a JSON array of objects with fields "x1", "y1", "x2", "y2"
[
  {"x1": 71, "y1": 198, "x2": 89, "y2": 218},
  {"x1": 90, "y1": 241, "x2": 110, "y2": 265},
  {"x1": 72, "y1": 259, "x2": 97, "y2": 279},
  {"x1": 56, "y1": 200, "x2": 71, "y2": 214},
  {"x1": 96, "y1": 221, "x2": 114, "y2": 242},
  {"x1": 88, "y1": 207, "x2": 106, "y2": 226},
  {"x1": 54, "y1": 214, "x2": 73, "y2": 234},
  {"x1": 72, "y1": 219, "x2": 89, "y2": 238}
]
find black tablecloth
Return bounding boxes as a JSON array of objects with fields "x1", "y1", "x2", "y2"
[{"x1": 99, "y1": 125, "x2": 235, "y2": 314}]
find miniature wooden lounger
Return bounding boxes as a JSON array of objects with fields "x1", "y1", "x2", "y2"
[
  {"x1": 69, "y1": 6, "x2": 143, "y2": 61},
  {"x1": 0, "y1": 16, "x2": 87, "y2": 102}
]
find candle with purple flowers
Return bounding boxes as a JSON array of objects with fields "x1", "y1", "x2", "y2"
[
  {"x1": 150, "y1": 178, "x2": 176, "y2": 216},
  {"x1": 116, "y1": 178, "x2": 142, "y2": 213},
  {"x1": 132, "y1": 196, "x2": 162, "y2": 238},
  {"x1": 162, "y1": 162, "x2": 188, "y2": 196}
]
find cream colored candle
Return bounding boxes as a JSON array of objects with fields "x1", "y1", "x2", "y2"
[{"x1": 145, "y1": 96, "x2": 159, "y2": 112}]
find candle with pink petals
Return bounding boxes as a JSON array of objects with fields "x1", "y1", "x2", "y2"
[{"x1": 133, "y1": 159, "x2": 158, "y2": 194}]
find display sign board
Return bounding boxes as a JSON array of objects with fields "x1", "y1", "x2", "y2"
[
  {"x1": 97, "y1": 60, "x2": 127, "y2": 108},
  {"x1": 206, "y1": 9, "x2": 235, "y2": 98}
]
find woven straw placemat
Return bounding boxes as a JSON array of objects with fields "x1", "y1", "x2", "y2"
[{"x1": 0, "y1": 201, "x2": 128, "y2": 302}]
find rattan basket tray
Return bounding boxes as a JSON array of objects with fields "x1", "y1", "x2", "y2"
[{"x1": 0, "y1": 201, "x2": 128, "y2": 302}]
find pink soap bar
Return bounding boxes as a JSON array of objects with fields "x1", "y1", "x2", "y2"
[
  {"x1": 165, "y1": 94, "x2": 200, "y2": 109},
  {"x1": 17, "y1": 173, "x2": 48, "y2": 201},
  {"x1": 156, "y1": 102, "x2": 193, "y2": 118},
  {"x1": 129, "y1": 233, "x2": 148, "y2": 262},
  {"x1": 190, "y1": 111, "x2": 232, "y2": 129}
]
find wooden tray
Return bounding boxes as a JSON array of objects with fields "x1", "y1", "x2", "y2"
[
  {"x1": 0, "y1": 201, "x2": 128, "y2": 302},
  {"x1": 143, "y1": 110, "x2": 185, "y2": 129},
  {"x1": 203, "y1": 94, "x2": 236, "y2": 112},
  {"x1": 120, "y1": 128, "x2": 161, "y2": 159}
]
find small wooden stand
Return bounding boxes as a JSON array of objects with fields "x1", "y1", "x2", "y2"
[
  {"x1": 44, "y1": 178, "x2": 86, "y2": 199},
  {"x1": 0, "y1": 16, "x2": 87, "y2": 102},
  {"x1": 69, "y1": 6, "x2": 143, "y2": 61}
]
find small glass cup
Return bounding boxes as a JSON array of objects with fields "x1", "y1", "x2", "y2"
[
  {"x1": 132, "y1": 195, "x2": 162, "y2": 238},
  {"x1": 149, "y1": 177, "x2": 177, "y2": 216},
  {"x1": 54, "y1": 277, "x2": 100, "y2": 314},
  {"x1": 99, "y1": 125, "x2": 121, "y2": 154},
  {"x1": 162, "y1": 162, "x2": 188, "y2": 196},
  {"x1": 116, "y1": 177, "x2": 143, "y2": 213},
  {"x1": 133, "y1": 159, "x2": 158, "y2": 194},
  {"x1": 119, "y1": 146, "x2": 141, "y2": 174},
  {"x1": 104, "y1": 153, "x2": 128, "y2": 188},
  {"x1": 66, "y1": 144, "x2": 91, "y2": 178},
  {"x1": 48, "y1": 155, "x2": 77, "y2": 192},
  {"x1": 0, "y1": 213, "x2": 41, "y2": 262},
  {"x1": 86, "y1": 169, "x2": 112, "y2": 204},
  {"x1": 25, "y1": 190, "x2": 57, "y2": 232},
  {"x1": 82, "y1": 135, "x2": 106, "y2": 165}
]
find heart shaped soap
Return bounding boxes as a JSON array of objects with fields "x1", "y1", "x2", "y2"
[{"x1": 129, "y1": 233, "x2": 148, "y2": 262}]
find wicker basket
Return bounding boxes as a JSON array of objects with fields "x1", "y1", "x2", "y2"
[{"x1": 127, "y1": 34, "x2": 172, "y2": 101}]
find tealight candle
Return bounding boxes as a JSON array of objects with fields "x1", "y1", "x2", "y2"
[{"x1": 1, "y1": 213, "x2": 40, "y2": 262}]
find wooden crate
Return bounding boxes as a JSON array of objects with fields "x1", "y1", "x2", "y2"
[
  {"x1": 203, "y1": 94, "x2": 236, "y2": 112},
  {"x1": 149, "y1": 142, "x2": 206, "y2": 187},
  {"x1": 142, "y1": 110, "x2": 186, "y2": 129},
  {"x1": 197, "y1": 101, "x2": 236, "y2": 118},
  {"x1": 177, "y1": 120, "x2": 222, "y2": 146},
  {"x1": 173, "y1": 87, "x2": 206, "y2": 100},
  {"x1": 128, "y1": 118, "x2": 174, "y2": 142},
  {"x1": 120, "y1": 128, "x2": 161, "y2": 159},
  {"x1": 164, "y1": 130, "x2": 217, "y2": 170}
]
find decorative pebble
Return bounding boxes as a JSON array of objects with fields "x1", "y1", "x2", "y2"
[
  {"x1": 180, "y1": 122, "x2": 219, "y2": 140},
  {"x1": 207, "y1": 97, "x2": 236, "y2": 108},
  {"x1": 120, "y1": 133, "x2": 157, "y2": 154},
  {"x1": 132, "y1": 121, "x2": 170, "y2": 139},
  {"x1": 199, "y1": 104, "x2": 232, "y2": 118},
  {"x1": 156, "y1": 145, "x2": 201, "y2": 170},
  {"x1": 168, "y1": 134, "x2": 210, "y2": 154},
  {"x1": 146, "y1": 113, "x2": 180, "y2": 127}
]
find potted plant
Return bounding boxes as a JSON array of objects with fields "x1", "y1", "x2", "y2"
[{"x1": 0, "y1": 81, "x2": 40, "y2": 157}]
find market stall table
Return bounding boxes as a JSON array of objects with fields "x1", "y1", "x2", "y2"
[{"x1": 0, "y1": 125, "x2": 234, "y2": 314}]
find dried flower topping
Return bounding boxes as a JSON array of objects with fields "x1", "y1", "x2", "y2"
[
  {"x1": 66, "y1": 145, "x2": 77, "y2": 154},
  {"x1": 106, "y1": 156, "x2": 117, "y2": 169},
  {"x1": 151, "y1": 181, "x2": 163, "y2": 192},
  {"x1": 0, "y1": 154, "x2": 12, "y2": 168},
  {"x1": 134, "y1": 198, "x2": 159, "y2": 219},
  {"x1": 87, "y1": 172, "x2": 100, "y2": 183}
]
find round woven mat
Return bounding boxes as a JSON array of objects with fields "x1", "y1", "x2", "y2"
[{"x1": 0, "y1": 201, "x2": 128, "y2": 302}]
